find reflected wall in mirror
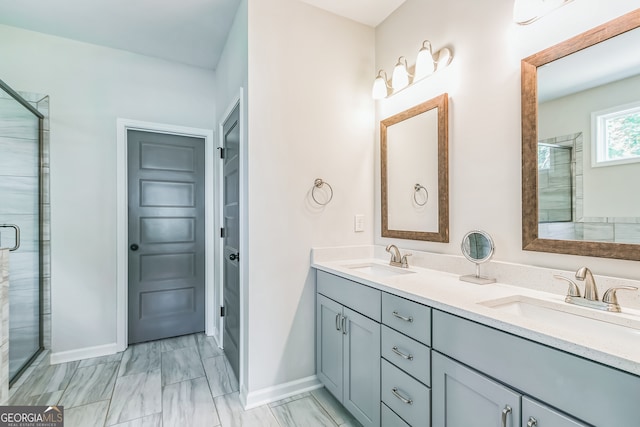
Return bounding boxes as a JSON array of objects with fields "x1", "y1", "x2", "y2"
[
  {"x1": 381, "y1": 94, "x2": 449, "y2": 242},
  {"x1": 522, "y1": 9, "x2": 640, "y2": 260}
]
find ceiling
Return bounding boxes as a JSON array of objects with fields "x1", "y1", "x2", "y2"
[
  {"x1": 0, "y1": 0, "x2": 403, "y2": 70},
  {"x1": 0, "y1": 0, "x2": 241, "y2": 70},
  {"x1": 298, "y1": 0, "x2": 406, "y2": 27}
]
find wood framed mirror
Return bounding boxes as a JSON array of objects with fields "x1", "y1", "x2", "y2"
[
  {"x1": 522, "y1": 9, "x2": 640, "y2": 261},
  {"x1": 381, "y1": 94, "x2": 449, "y2": 242}
]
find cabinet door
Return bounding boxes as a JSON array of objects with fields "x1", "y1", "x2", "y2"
[
  {"x1": 343, "y1": 307, "x2": 381, "y2": 427},
  {"x1": 522, "y1": 397, "x2": 590, "y2": 427},
  {"x1": 432, "y1": 352, "x2": 521, "y2": 427},
  {"x1": 316, "y1": 294, "x2": 344, "y2": 400}
]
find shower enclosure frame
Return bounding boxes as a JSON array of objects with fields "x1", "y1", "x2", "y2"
[{"x1": 0, "y1": 78, "x2": 45, "y2": 386}]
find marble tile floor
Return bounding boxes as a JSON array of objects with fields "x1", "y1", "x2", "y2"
[{"x1": 8, "y1": 333, "x2": 361, "y2": 427}]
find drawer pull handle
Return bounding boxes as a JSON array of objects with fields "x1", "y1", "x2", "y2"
[
  {"x1": 391, "y1": 346, "x2": 414, "y2": 361},
  {"x1": 335, "y1": 313, "x2": 341, "y2": 331},
  {"x1": 391, "y1": 387, "x2": 413, "y2": 405},
  {"x1": 501, "y1": 405, "x2": 512, "y2": 427},
  {"x1": 392, "y1": 311, "x2": 413, "y2": 323},
  {"x1": 527, "y1": 417, "x2": 538, "y2": 427}
]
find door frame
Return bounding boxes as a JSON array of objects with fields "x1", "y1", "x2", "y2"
[
  {"x1": 216, "y1": 89, "x2": 245, "y2": 392},
  {"x1": 116, "y1": 119, "x2": 215, "y2": 352}
]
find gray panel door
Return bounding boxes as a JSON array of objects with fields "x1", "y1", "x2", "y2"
[
  {"x1": 432, "y1": 352, "x2": 521, "y2": 427},
  {"x1": 316, "y1": 294, "x2": 344, "y2": 400},
  {"x1": 128, "y1": 130, "x2": 205, "y2": 344},
  {"x1": 343, "y1": 307, "x2": 380, "y2": 427},
  {"x1": 222, "y1": 105, "x2": 240, "y2": 380}
]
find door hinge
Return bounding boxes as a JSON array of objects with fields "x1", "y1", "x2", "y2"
[
  {"x1": 218, "y1": 147, "x2": 226, "y2": 159},
  {"x1": 220, "y1": 306, "x2": 226, "y2": 317},
  {"x1": 220, "y1": 227, "x2": 226, "y2": 238}
]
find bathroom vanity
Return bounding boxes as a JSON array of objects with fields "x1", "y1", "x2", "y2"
[{"x1": 314, "y1": 253, "x2": 640, "y2": 427}]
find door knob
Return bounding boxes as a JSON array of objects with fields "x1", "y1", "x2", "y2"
[
  {"x1": 229, "y1": 253, "x2": 239, "y2": 261},
  {"x1": 130, "y1": 244, "x2": 139, "y2": 251}
]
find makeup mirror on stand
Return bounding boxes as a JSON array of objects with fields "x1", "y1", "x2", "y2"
[{"x1": 460, "y1": 230, "x2": 496, "y2": 284}]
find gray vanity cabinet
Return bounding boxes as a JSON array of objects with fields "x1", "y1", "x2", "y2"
[
  {"x1": 316, "y1": 271, "x2": 381, "y2": 427},
  {"x1": 432, "y1": 351, "x2": 521, "y2": 427},
  {"x1": 432, "y1": 310, "x2": 636, "y2": 427},
  {"x1": 432, "y1": 352, "x2": 589, "y2": 427}
]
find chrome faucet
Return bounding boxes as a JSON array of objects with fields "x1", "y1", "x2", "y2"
[
  {"x1": 385, "y1": 244, "x2": 411, "y2": 268},
  {"x1": 554, "y1": 267, "x2": 637, "y2": 313},
  {"x1": 575, "y1": 267, "x2": 598, "y2": 301}
]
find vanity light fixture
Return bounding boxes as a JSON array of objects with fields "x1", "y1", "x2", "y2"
[
  {"x1": 372, "y1": 40, "x2": 453, "y2": 100},
  {"x1": 513, "y1": 0, "x2": 573, "y2": 25}
]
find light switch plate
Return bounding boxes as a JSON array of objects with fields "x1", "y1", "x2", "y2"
[{"x1": 354, "y1": 214, "x2": 365, "y2": 232}]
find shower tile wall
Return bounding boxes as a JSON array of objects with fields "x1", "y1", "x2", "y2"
[
  {"x1": 538, "y1": 145, "x2": 572, "y2": 222},
  {"x1": 0, "y1": 90, "x2": 51, "y2": 380}
]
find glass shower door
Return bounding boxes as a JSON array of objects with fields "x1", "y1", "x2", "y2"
[{"x1": 0, "y1": 81, "x2": 43, "y2": 381}]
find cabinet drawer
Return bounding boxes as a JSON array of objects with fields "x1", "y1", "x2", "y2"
[
  {"x1": 382, "y1": 403, "x2": 411, "y2": 427},
  {"x1": 382, "y1": 359, "x2": 430, "y2": 427},
  {"x1": 317, "y1": 271, "x2": 381, "y2": 322},
  {"x1": 523, "y1": 397, "x2": 589, "y2": 427},
  {"x1": 382, "y1": 293, "x2": 431, "y2": 345},
  {"x1": 381, "y1": 325, "x2": 430, "y2": 386}
]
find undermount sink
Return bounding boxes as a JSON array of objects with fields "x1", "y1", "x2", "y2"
[
  {"x1": 479, "y1": 295, "x2": 640, "y2": 341},
  {"x1": 343, "y1": 262, "x2": 415, "y2": 278}
]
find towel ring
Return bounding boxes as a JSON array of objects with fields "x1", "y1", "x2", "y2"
[
  {"x1": 413, "y1": 184, "x2": 428, "y2": 206},
  {"x1": 312, "y1": 178, "x2": 333, "y2": 205}
]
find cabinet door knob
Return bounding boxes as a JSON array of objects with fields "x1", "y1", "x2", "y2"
[
  {"x1": 527, "y1": 417, "x2": 538, "y2": 427},
  {"x1": 501, "y1": 405, "x2": 512, "y2": 427},
  {"x1": 130, "y1": 244, "x2": 139, "y2": 251}
]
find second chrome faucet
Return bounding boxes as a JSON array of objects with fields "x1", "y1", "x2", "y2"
[{"x1": 555, "y1": 267, "x2": 637, "y2": 313}]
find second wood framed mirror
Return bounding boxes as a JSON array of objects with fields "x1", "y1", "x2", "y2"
[{"x1": 522, "y1": 9, "x2": 640, "y2": 260}]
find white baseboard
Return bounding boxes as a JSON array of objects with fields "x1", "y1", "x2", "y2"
[
  {"x1": 49, "y1": 343, "x2": 120, "y2": 365},
  {"x1": 243, "y1": 375, "x2": 322, "y2": 410}
]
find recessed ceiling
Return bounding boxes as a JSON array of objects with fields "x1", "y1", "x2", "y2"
[
  {"x1": 0, "y1": 0, "x2": 240, "y2": 70},
  {"x1": 298, "y1": 0, "x2": 406, "y2": 27}
]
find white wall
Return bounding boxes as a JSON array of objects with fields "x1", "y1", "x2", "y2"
[
  {"x1": 247, "y1": 0, "x2": 374, "y2": 394},
  {"x1": 374, "y1": 0, "x2": 640, "y2": 280},
  {"x1": 539, "y1": 74, "x2": 640, "y2": 217},
  {"x1": 0, "y1": 25, "x2": 216, "y2": 354}
]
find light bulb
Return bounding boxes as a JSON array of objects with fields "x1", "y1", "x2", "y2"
[
  {"x1": 414, "y1": 41, "x2": 435, "y2": 81},
  {"x1": 371, "y1": 70, "x2": 389, "y2": 99},
  {"x1": 391, "y1": 57, "x2": 409, "y2": 92},
  {"x1": 435, "y1": 48, "x2": 452, "y2": 71},
  {"x1": 372, "y1": 76, "x2": 388, "y2": 99}
]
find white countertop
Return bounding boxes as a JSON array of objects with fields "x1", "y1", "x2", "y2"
[{"x1": 312, "y1": 256, "x2": 640, "y2": 377}]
